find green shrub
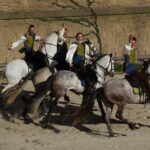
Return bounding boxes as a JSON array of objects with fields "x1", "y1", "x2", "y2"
[
  {"x1": 114, "y1": 63, "x2": 123, "y2": 73},
  {"x1": 114, "y1": 63, "x2": 143, "y2": 73}
]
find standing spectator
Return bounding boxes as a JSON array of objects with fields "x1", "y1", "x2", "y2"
[
  {"x1": 123, "y1": 34, "x2": 132, "y2": 72},
  {"x1": 123, "y1": 35, "x2": 136, "y2": 74}
]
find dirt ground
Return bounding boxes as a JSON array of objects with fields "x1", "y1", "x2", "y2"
[{"x1": 0, "y1": 74, "x2": 150, "y2": 150}]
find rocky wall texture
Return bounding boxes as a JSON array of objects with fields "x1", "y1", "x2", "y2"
[
  {"x1": 0, "y1": 0, "x2": 150, "y2": 63},
  {"x1": 0, "y1": 0, "x2": 150, "y2": 11}
]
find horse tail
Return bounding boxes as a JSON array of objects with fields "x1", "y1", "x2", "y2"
[
  {"x1": 73, "y1": 89, "x2": 97, "y2": 126},
  {"x1": 4, "y1": 72, "x2": 34, "y2": 108},
  {"x1": 73, "y1": 87, "x2": 106, "y2": 126}
]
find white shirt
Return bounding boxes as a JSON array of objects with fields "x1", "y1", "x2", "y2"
[
  {"x1": 11, "y1": 34, "x2": 41, "y2": 49},
  {"x1": 65, "y1": 42, "x2": 91, "y2": 64},
  {"x1": 124, "y1": 43, "x2": 132, "y2": 55}
]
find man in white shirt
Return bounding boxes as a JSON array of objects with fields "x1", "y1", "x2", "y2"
[
  {"x1": 66, "y1": 32, "x2": 91, "y2": 67},
  {"x1": 123, "y1": 34, "x2": 133, "y2": 72},
  {"x1": 8, "y1": 24, "x2": 48, "y2": 71},
  {"x1": 8, "y1": 24, "x2": 42, "y2": 62},
  {"x1": 65, "y1": 32, "x2": 92, "y2": 86}
]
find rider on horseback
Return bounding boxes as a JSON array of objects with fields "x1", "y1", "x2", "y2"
[
  {"x1": 8, "y1": 24, "x2": 45, "y2": 70},
  {"x1": 65, "y1": 32, "x2": 94, "y2": 87},
  {"x1": 125, "y1": 36, "x2": 150, "y2": 99}
]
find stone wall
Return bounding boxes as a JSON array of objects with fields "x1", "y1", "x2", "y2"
[
  {"x1": 0, "y1": 0, "x2": 150, "y2": 11},
  {"x1": 0, "y1": 0, "x2": 150, "y2": 63}
]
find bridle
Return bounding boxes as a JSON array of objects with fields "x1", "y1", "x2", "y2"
[
  {"x1": 95, "y1": 55, "x2": 114, "y2": 80},
  {"x1": 89, "y1": 43, "x2": 98, "y2": 57},
  {"x1": 96, "y1": 55, "x2": 113, "y2": 72}
]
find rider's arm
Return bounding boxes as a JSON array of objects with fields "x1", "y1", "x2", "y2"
[
  {"x1": 65, "y1": 43, "x2": 77, "y2": 65},
  {"x1": 124, "y1": 44, "x2": 132, "y2": 55},
  {"x1": 11, "y1": 35, "x2": 27, "y2": 49},
  {"x1": 58, "y1": 28, "x2": 66, "y2": 45}
]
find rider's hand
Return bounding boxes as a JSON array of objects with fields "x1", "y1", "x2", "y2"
[
  {"x1": 90, "y1": 57, "x2": 95, "y2": 62},
  {"x1": 62, "y1": 23, "x2": 65, "y2": 28},
  {"x1": 40, "y1": 39, "x2": 45, "y2": 44},
  {"x1": 69, "y1": 63, "x2": 73, "y2": 68}
]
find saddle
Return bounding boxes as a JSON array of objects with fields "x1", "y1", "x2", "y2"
[{"x1": 125, "y1": 75, "x2": 145, "y2": 94}]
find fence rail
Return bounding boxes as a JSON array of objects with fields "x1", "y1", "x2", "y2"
[{"x1": 114, "y1": 55, "x2": 150, "y2": 62}]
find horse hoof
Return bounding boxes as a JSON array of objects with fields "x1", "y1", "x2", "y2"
[
  {"x1": 129, "y1": 123, "x2": 139, "y2": 130},
  {"x1": 109, "y1": 132, "x2": 114, "y2": 137},
  {"x1": 135, "y1": 123, "x2": 140, "y2": 129},
  {"x1": 42, "y1": 122, "x2": 51, "y2": 129},
  {"x1": 24, "y1": 115, "x2": 33, "y2": 124}
]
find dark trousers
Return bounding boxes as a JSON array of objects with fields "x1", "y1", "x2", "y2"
[
  {"x1": 123, "y1": 55, "x2": 129, "y2": 72},
  {"x1": 74, "y1": 60, "x2": 87, "y2": 80},
  {"x1": 131, "y1": 70, "x2": 150, "y2": 97}
]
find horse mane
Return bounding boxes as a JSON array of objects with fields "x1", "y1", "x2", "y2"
[{"x1": 95, "y1": 53, "x2": 110, "y2": 62}]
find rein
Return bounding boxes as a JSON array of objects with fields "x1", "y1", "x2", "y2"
[
  {"x1": 89, "y1": 44, "x2": 97, "y2": 57},
  {"x1": 93, "y1": 55, "x2": 113, "y2": 85}
]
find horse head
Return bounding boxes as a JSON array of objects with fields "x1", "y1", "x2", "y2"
[
  {"x1": 84, "y1": 38, "x2": 99, "y2": 59},
  {"x1": 41, "y1": 28, "x2": 66, "y2": 67},
  {"x1": 94, "y1": 53, "x2": 115, "y2": 89},
  {"x1": 96, "y1": 53, "x2": 115, "y2": 75}
]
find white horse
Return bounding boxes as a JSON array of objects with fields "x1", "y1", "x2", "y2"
[
  {"x1": 25, "y1": 54, "x2": 115, "y2": 123},
  {"x1": 75, "y1": 60, "x2": 150, "y2": 136},
  {"x1": 2, "y1": 31, "x2": 62, "y2": 94},
  {"x1": 2, "y1": 38, "x2": 99, "y2": 108},
  {"x1": 99, "y1": 61, "x2": 150, "y2": 136},
  {"x1": 32, "y1": 38, "x2": 99, "y2": 98},
  {"x1": 0, "y1": 30, "x2": 66, "y2": 107}
]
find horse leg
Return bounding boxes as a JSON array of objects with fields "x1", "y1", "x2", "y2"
[
  {"x1": 104, "y1": 103, "x2": 114, "y2": 137},
  {"x1": 44, "y1": 87, "x2": 65, "y2": 127},
  {"x1": 26, "y1": 90, "x2": 51, "y2": 121},
  {"x1": 96, "y1": 96, "x2": 105, "y2": 121},
  {"x1": 44, "y1": 96, "x2": 59, "y2": 127},
  {"x1": 115, "y1": 104, "x2": 140, "y2": 130},
  {"x1": 1, "y1": 83, "x2": 17, "y2": 94}
]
